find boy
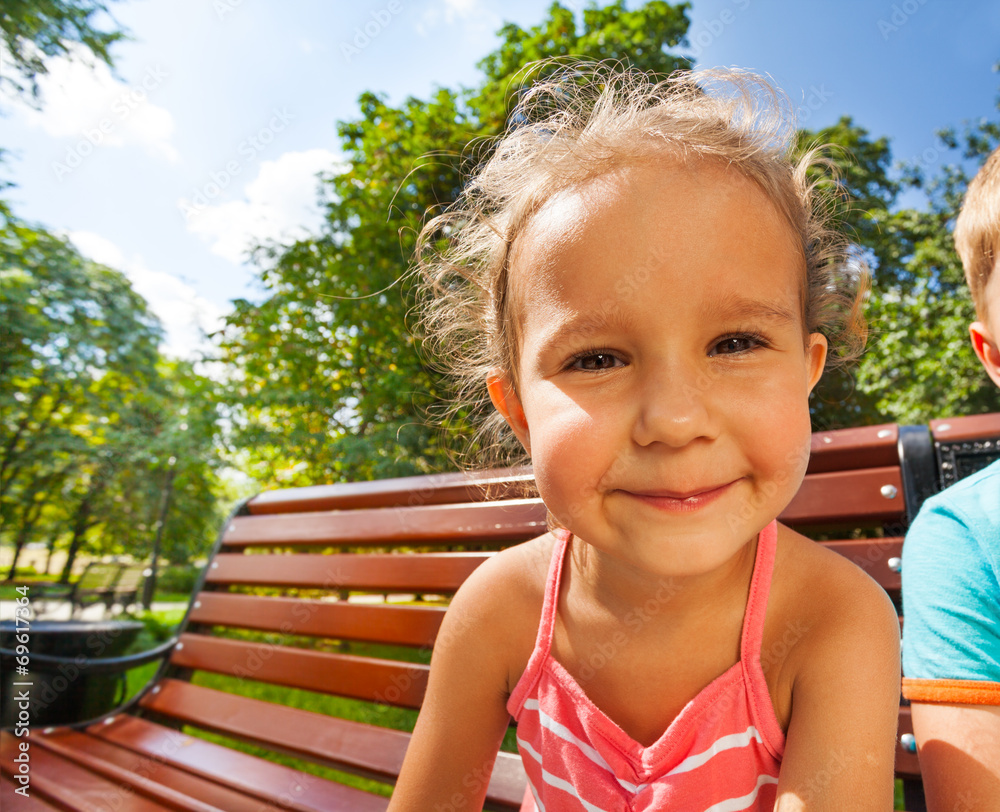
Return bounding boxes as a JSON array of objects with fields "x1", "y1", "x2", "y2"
[{"x1": 901, "y1": 146, "x2": 1000, "y2": 811}]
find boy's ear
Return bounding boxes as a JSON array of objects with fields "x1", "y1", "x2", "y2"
[
  {"x1": 805, "y1": 332, "x2": 828, "y2": 393},
  {"x1": 970, "y1": 321, "x2": 1000, "y2": 388},
  {"x1": 486, "y1": 370, "x2": 530, "y2": 452}
]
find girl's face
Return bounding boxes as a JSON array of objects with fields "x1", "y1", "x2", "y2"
[{"x1": 489, "y1": 156, "x2": 827, "y2": 579}]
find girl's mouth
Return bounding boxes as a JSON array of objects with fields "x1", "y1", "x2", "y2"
[{"x1": 620, "y1": 481, "x2": 736, "y2": 513}]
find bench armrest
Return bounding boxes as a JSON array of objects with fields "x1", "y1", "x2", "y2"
[
  {"x1": 0, "y1": 638, "x2": 177, "y2": 676},
  {"x1": 29, "y1": 582, "x2": 75, "y2": 598}
]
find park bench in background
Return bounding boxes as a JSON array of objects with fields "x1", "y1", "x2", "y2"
[
  {"x1": 108, "y1": 564, "x2": 148, "y2": 615},
  {"x1": 32, "y1": 562, "x2": 121, "y2": 618},
  {"x1": 31, "y1": 561, "x2": 148, "y2": 618},
  {"x1": 1, "y1": 413, "x2": 998, "y2": 811}
]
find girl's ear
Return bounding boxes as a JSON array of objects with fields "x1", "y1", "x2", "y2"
[
  {"x1": 970, "y1": 321, "x2": 1000, "y2": 388},
  {"x1": 805, "y1": 333, "x2": 828, "y2": 393},
  {"x1": 486, "y1": 370, "x2": 530, "y2": 452}
]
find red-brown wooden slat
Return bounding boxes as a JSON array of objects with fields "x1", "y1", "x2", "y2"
[
  {"x1": 204, "y1": 551, "x2": 490, "y2": 591},
  {"x1": 26, "y1": 730, "x2": 236, "y2": 812},
  {"x1": 89, "y1": 715, "x2": 391, "y2": 812},
  {"x1": 188, "y1": 592, "x2": 446, "y2": 646},
  {"x1": 168, "y1": 633, "x2": 429, "y2": 707},
  {"x1": 895, "y1": 705, "x2": 920, "y2": 778},
  {"x1": 0, "y1": 731, "x2": 174, "y2": 812},
  {"x1": 821, "y1": 538, "x2": 903, "y2": 591},
  {"x1": 224, "y1": 498, "x2": 546, "y2": 548},
  {"x1": 806, "y1": 424, "x2": 899, "y2": 473},
  {"x1": 0, "y1": 771, "x2": 63, "y2": 811},
  {"x1": 134, "y1": 680, "x2": 526, "y2": 809},
  {"x1": 931, "y1": 413, "x2": 1000, "y2": 443},
  {"x1": 33, "y1": 726, "x2": 387, "y2": 812},
  {"x1": 247, "y1": 469, "x2": 536, "y2": 514},
  {"x1": 780, "y1": 467, "x2": 905, "y2": 526}
]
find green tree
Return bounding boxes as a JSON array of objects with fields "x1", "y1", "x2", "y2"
[
  {"x1": 854, "y1": 99, "x2": 1000, "y2": 423},
  {"x1": 1, "y1": 212, "x2": 158, "y2": 576},
  {"x1": 0, "y1": 212, "x2": 224, "y2": 578},
  {"x1": 220, "y1": 1, "x2": 692, "y2": 487},
  {"x1": 799, "y1": 89, "x2": 1000, "y2": 426},
  {"x1": 223, "y1": 3, "x2": 998, "y2": 491},
  {"x1": 0, "y1": 0, "x2": 128, "y2": 105}
]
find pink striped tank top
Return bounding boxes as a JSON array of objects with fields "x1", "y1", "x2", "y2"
[{"x1": 507, "y1": 521, "x2": 785, "y2": 811}]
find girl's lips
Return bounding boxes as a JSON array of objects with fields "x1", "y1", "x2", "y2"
[{"x1": 620, "y1": 481, "x2": 736, "y2": 513}]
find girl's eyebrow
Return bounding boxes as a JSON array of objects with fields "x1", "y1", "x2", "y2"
[
  {"x1": 707, "y1": 294, "x2": 799, "y2": 325},
  {"x1": 541, "y1": 307, "x2": 638, "y2": 347}
]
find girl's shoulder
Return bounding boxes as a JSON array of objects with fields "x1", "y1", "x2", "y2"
[
  {"x1": 457, "y1": 531, "x2": 556, "y2": 610},
  {"x1": 441, "y1": 532, "x2": 557, "y2": 689},
  {"x1": 763, "y1": 524, "x2": 900, "y2": 728},
  {"x1": 771, "y1": 522, "x2": 897, "y2": 625}
]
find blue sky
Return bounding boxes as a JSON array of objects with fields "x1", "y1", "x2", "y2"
[{"x1": 2, "y1": 0, "x2": 998, "y2": 359}]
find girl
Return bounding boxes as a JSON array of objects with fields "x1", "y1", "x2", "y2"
[{"x1": 390, "y1": 65, "x2": 901, "y2": 811}]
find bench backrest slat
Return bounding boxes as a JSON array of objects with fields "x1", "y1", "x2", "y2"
[
  {"x1": 806, "y1": 424, "x2": 899, "y2": 472},
  {"x1": 171, "y1": 633, "x2": 429, "y2": 708},
  {"x1": 204, "y1": 551, "x2": 491, "y2": 591},
  {"x1": 779, "y1": 467, "x2": 904, "y2": 526},
  {"x1": 822, "y1": 538, "x2": 903, "y2": 591},
  {"x1": 224, "y1": 499, "x2": 547, "y2": 548},
  {"x1": 141, "y1": 679, "x2": 411, "y2": 778},
  {"x1": 188, "y1": 593, "x2": 445, "y2": 647},
  {"x1": 246, "y1": 470, "x2": 537, "y2": 515}
]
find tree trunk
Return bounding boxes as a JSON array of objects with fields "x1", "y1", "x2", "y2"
[
  {"x1": 143, "y1": 465, "x2": 176, "y2": 608},
  {"x1": 3, "y1": 465, "x2": 67, "y2": 580},
  {"x1": 59, "y1": 478, "x2": 102, "y2": 582}
]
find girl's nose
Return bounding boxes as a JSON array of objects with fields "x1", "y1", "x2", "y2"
[{"x1": 631, "y1": 363, "x2": 718, "y2": 448}]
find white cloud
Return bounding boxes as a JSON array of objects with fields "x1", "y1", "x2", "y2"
[
  {"x1": 180, "y1": 148, "x2": 341, "y2": 264},
  {"x1": 11, "y1": 43, "x2": 178, "y2": 162},
  {"x1": 68, "y1": 231, "x2": 224, "y2": 360},
  {"x1": 415, "y1": 0, "x2": 501, "y2": 37}
]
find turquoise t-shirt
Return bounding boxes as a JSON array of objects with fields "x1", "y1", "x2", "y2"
[{"x1": 901, "y1": 458, "x2": 1000, "y2": 681}]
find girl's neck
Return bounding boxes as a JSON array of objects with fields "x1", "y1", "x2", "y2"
[{"x1": 566, "y1": 532, "x2": 759, "y2": 625}]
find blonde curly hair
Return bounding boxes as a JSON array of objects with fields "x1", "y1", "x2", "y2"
[{"x1": 416, "y1": 62, "x2": 867, "y2": 468}]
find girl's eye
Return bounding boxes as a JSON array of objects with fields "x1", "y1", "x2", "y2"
[
  {"x1": 711, "y1": 334, "x2": 763, "y2": 356},
  {"x1": 571, "y1": 353, "x2": 623, "y2": 371}
]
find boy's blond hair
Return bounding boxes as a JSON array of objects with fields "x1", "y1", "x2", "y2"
[{"x1": 954, "y1": 146, "x2": 1000, "y2": 318}]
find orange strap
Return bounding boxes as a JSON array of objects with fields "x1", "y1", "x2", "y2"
[{"x1": 902, "y1": 677, "x2": 1000, "y2": 706}]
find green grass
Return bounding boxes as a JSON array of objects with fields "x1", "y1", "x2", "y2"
[{"x1": 0, "y1": 575, "x2": 60, "y2": 600}]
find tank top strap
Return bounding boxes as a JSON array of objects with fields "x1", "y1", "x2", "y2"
[
  {"x1": 535, "y1": 527, "x2": 572, "y2": 657},
  {"x1": 740, "y1": 519, "x2": 778, "y2": 668}
]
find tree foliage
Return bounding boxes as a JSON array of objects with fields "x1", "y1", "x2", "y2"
[
  {"x1": 0, "y1": 0, "x2": 128, "y2": 105},
  {"x1": 799, "y1": 89, "x2": 1000, "y2": 427},
  {"x1": 222, "y1": 2, "x2": 999, "y2": 488},
  {"x1": 0, "y1": 211, "x2": 224, "y2": 577},
  {"x1": 220, "y1": 1, "x2": 692, "y2": 488}
]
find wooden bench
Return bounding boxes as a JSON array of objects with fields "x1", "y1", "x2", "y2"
[
  {"x1": 2, "y1": 414, "x2": 998, "y2": 811},
  {"x1": 32, "y1": 562, "x2": 131, "y2": 619},
  {"x1": 108, "y1": 564, "x2": 148, "y2": 615}
]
